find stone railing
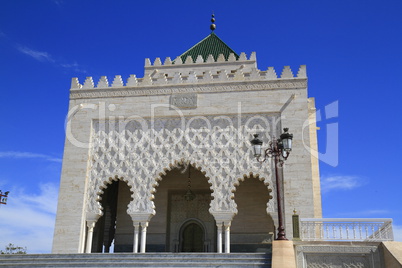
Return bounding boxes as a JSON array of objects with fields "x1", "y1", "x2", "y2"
[{"x1": 299, "y1": 218, "x2": 394, "y2": 242}]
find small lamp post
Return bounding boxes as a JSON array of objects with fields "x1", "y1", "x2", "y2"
[
  {"x1": 250, "y1": 128, "x2": 293, "y2": 240},
  {"x1": 0, "y1": 190, "x2": 10, "y2": 205}
]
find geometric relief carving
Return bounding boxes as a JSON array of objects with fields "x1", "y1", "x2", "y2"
[
  {"x1": 306, "y1": 254, "x2": 369, "y2": 268},
  {"x1": 296, "y1": 245, "x2": 382, "y2": 268},
  {"x1": 85, "y1": 113, "x2": 279, "y2": 220}
]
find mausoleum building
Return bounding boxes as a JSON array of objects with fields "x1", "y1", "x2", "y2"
[{"x1": 52, "y1": 27, "x2": 322, "y2": 255}]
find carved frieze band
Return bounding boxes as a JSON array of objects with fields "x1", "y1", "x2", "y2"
[
  {"x1": 296, "y1": 245, "x2": 379, "y2": 254},
  {"x1": 70, "y1": 80, "x2": 307, "y2": 100}
]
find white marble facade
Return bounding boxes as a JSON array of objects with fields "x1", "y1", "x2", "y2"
[{"x1": 52, "y1": 50, "x2": 321, "y2": 253}]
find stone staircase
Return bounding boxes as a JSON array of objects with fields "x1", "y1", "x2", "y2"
[{"x1": 0, "y1": 253, "x2": 272, "y2": 267}]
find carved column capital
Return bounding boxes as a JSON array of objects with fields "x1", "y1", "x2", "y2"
[
  {"x1": 223, "y1": 221, "x2": 232, "y2": 228},
  {"x1": 128, "y1": 212, "x2": 154, "y2": 223},
  {"x1": 86, "y1": 212, "x2": 101, "y2": 225},
  {"x1": 211, "y1": 211, "x2": 236, "y2": 224},
  {"x1": 86, "y1": 220, "x2": 96, "y2": 229}
]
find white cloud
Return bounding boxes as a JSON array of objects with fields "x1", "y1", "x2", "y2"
[
  {"x1": 0, "y1": 151, "x2": 62, "y2": 163},
  {"x1": 52, "y1": 0, "x2": 64, "y2": 5},
  {"x1": 17, "y1": 46, "x2": 55, "y2": 63},
  {"x1": 0, "y1": 183, "x2": 58, "y2": 253},
  {"x1": 16, "y1": 45, "x2": 86, "y2": 73},
  {"x1": 0, "y1": 150, "x2": 61, "y2": 253},
  {"x1": 20, "y1": 183, "x2": 59, "y2": 214},
  {"x1": 321, "y1": 175, "x2": 365, "y2": 193},
  {"x1": 60, "y1": 62, "x2": 87, "y2": 73},
  {"x1": 60, "y1": 62, "x2": 79, "y2": 68}
]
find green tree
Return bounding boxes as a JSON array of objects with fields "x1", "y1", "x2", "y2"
[{"x1": 0, "y1": 243, "x2": 27, "y2": 254}]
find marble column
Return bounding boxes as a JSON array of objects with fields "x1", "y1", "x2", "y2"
[
  {"x1": 224, "y1": 221, "x2": 231, "y2": 253},
  {"x1": 85, "y1": 221, "x2": 96, "y2": 253},
  {"x1": 211, "y1": 212, "x2": 235, "y2": 254},
  {"x1": 133, "y1": 222, "x2": 140, "y2": 253},
  {"x1": 140, "y1": 222, "x2": 148, "y2": 253},
  {"x1": 128, "y1": 211, "x2": 154, "y2": 254},
  {"x1": 217, "y1": 222, "x2": 223, "y2": 253}
]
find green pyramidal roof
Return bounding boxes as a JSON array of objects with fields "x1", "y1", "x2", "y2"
[{"x1": 179, "y1": 32, "x2": 239, "y2": 63}]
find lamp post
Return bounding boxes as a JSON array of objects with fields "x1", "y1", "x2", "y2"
[
  {"x1": 0, "y1": 190, "x2": 10, "y2": 205},
  {"x1": 250, "y1": 128, "x2": 293, "y2": 240}
]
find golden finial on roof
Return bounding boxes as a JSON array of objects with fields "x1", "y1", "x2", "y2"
[{"x1": 210, "y1": 13, "x2": 216, "y2": 31}]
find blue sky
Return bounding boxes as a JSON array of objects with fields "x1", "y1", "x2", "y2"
[{"x1": 1, "y1": 0, "x2": 401, "y2": 253}]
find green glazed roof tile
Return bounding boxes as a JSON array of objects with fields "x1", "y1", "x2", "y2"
[{"x1": 178, "y1": 32, "x2": 239, "y2": 63}]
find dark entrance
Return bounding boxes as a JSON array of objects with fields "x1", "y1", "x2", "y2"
[
  {"x1": 91, "y1": 179, "x2": 133, "y2": 253},
  {"x1": 91, "y1": 180, "x2": 119, "y2": 253},
  {"x1": 180, "y1": 222, "x2": 204, "y2": 252}
]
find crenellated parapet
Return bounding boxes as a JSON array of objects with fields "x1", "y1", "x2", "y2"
[
  {"x1": 71, "y1": 65, "x2": 306, "y2": 89},
  {"x1": 70, "y1": 52, "x2": 307, "y2": 101},
  {"x1": 145, "y1": 52, "x2": 255, "y2": 67},
  {"x1": 71, "y1": 63, "x2": 306, "y2": 91}
]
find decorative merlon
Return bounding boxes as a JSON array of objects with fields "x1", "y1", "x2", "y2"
[
  {"x1": 126, "y1": 74, "x2": 138, "y2": 86},
  {"x1": 249, "y1": 52, "x2": 256, "y2": 61},
  {"x1": 154, "y1": 57, "x2": 162, "y2": 66},
  {"x1": 112, "y1": 75, "x2": 123, "y2": 87},
  {"x1": 82, "y1": 77, "x2": 94, "y2": 89},
  {"x1": 196, "y1": 55, "x2": 203, "y2": 63},
  {"x1": 281, "y1": 66, "x2": 294, "y2": 78},
  {"x1": 164, "y1": 57, "x2": 172, "y2": 65},
  {"x1": 70, "y1": 65, "x2": 307, "y2": 90},
  {"x1": 238, "y1": 52, "x2": 247, "y2": 61},
  {"x1": 97, "y1": 76, "x2": 109, "y2": 88},
  {"x1": 217, "y1": 54, "x2": 225, "y2": 62},
  {"x1": 297, "y1": 65, "x2": 307, "y2": 78},
  {"x1": 145, "y1": 58, "x2": 151, "y2": 67},
  {"x1": 185, "y1": 56, "x2": 193, "y2": 64},
  {"x1": 206, "y1": 54, "x2": 214, "y2": 63}
]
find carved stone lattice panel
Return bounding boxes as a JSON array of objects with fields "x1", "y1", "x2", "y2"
[{"x1": 85, "y1": 113, "x2": 279, "y2": 219}]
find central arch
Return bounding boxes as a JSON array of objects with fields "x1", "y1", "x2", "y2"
[{"x1": 147, "y1": 163, "x2": 216, "y2": 252}]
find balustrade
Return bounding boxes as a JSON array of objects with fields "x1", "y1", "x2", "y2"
[{"x1": 299, "y1": 218, "x2": 394, "y2": 242}]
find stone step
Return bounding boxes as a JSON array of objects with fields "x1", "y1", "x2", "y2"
[{"x1": 0, "y1": 253, "x2": 272, "y2": 267}]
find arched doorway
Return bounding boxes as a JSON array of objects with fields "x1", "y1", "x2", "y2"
[
  {"x1": 231, "y1": 176, "x2": 275, "y2": 252},
  {"x1": 91, "y1": 179, "x2": 133, "y2": 253},
  {"x1": 180, "y1": 220, "x2": 205, "y2": 252},
  {"x1": 148, "y1": 164, "x2": 216, "y2": 252}
]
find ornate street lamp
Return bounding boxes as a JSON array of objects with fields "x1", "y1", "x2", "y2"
[
  {"x1": 250, "y1": 128, "x2": 293, "y2": 240},
  {"x1": 0, "y1": 190, "x2": 10, "y2": 205}
]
